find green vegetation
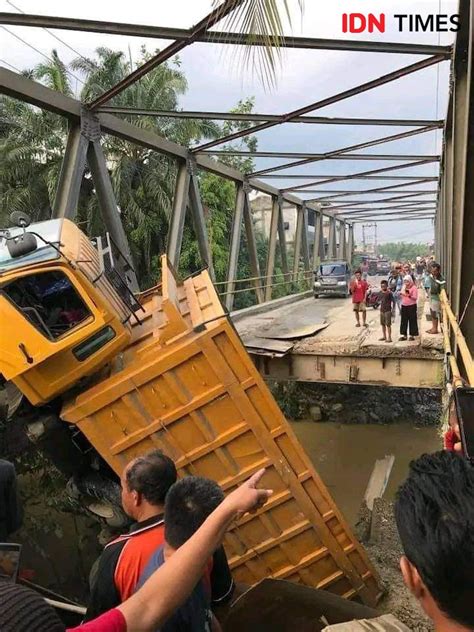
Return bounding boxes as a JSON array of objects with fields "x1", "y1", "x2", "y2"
[
  {"x1": 378, "y1": 242, "x2": 432, "y2": 262},
  {"x1": 0, "y1": 47, "x2": 307, "y2": 307}
]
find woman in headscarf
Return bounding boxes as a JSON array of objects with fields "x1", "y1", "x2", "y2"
[{"x1": 399, "y1": 275, "x2": 419, "y2": 341}]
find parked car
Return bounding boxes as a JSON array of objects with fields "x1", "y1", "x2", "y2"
[
  {"x1": 377, "y1": 259, "x2": 391, "y2": 275},
  {"x1": 314, "y1": 261, "x2": 351, "y2": 298}
]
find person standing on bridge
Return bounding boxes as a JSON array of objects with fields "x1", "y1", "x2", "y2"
[
  {"x1": 426, "y1": 263, "x2": 446, "y2": 335},
  {"x1": 399, "y1": 276, "x2": 419, "y2": 341},
  {"x1": 379, "y1": 280, "x2": 395, "y2": 343},
  {"x1": 350, "y1": 270, "x2": 369, "y2": 328},
  {"x1": 360, "y1": 258, "x2": 369, "y2": 281},
  {"x1": 389, "y1": 264, "x2": 402, "y2": 318}
]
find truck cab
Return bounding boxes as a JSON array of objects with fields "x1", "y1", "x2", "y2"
[
  {"x1": 313, "y1": 260, "x2": 351, "y2": 298},
  {"x1": 0, "y1": 217, "x2": 134, "y2": 406}
]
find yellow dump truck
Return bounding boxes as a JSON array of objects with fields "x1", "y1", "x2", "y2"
[{"x1": 0, "y1": 213, "x2": 381, "y2": 606}]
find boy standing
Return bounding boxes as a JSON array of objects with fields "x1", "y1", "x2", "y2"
[
  {"x1": 350, "y1": 270, "x2": 369, "y2": 328},
  {"x1": 379, "y1": 280, "x2": 395, "y2": 343}
]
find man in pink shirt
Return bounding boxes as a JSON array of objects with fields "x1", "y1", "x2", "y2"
[
  {"x1": 349, "y1": 270, "x2": 369, "y2": 328},
  {"x1": 399, "y1": 275, "x2": 418, "y2": 341}
]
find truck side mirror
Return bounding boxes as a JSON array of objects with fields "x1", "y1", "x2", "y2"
[{"x1": 10, "y1": 211, "x2": 31, "y2": 229}]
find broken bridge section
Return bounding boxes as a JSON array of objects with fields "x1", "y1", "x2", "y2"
[{"x1": 234, "y1": 295, "x2": 443, "y2": 389}]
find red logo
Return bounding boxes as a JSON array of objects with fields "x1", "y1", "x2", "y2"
[{"x1": 342, "y1": 13, "x2": 386, "y2": 33}]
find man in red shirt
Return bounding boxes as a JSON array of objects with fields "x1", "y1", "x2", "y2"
[
  {"x1": 350, "y1": 270, "x2": 369, "y2": 328},
  {"x1": 444, "y1": 402, "x2": 463, "y2": 454},
  {"x1": 85, "y1": 450, "x2": 177, "y2": 620}
]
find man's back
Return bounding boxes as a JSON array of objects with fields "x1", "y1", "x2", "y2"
[
  {"x1": 86, "y1": 515, "x2": 165, "y2": 620},
  {"x1": 138, "y1": 546, "x2": 215, "y2": 632}
]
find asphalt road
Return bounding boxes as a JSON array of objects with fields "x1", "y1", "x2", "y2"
[{"x1": 235, "y1": 276, "x2": 384, "y2": 340}]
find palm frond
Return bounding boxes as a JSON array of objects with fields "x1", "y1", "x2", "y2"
[{"x1": 212, "y1": 0, "x2": 304, "y2": 89}]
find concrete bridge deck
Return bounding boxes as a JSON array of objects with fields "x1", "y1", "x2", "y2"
[{"x1": 234, "y1": 292, "x2": 444, "y2": 389}]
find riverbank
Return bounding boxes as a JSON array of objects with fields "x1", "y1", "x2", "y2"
[
  {"x1": 273, "y1": 381, "x2": 443, "y2": 425},
  {"x1": 361, "y1": 498, "x2": 433, "y2": 631}
]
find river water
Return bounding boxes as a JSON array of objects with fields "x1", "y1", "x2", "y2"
[{"x1": 291, "y1": 420, "x2": 442, "y2": 526}]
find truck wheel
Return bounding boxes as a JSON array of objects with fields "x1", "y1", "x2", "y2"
[
  {"x1": 68, "y1": 472, "x2": 130, "y2": 529},
  {"x1": 314, "y1": 293, "x2": 319, "y2": 299}
]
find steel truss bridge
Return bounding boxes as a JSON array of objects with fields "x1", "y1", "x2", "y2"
[{"x1": 0, "y1": 0, "x2": 473, "y2": 383}]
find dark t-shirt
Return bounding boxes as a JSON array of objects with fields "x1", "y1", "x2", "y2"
[
  {"x1": 380, "y1": 290, "x2": 394, "y2": 313},
  {"x1": 137, "y1": 547, "x2": 213, "y2": 632},
  {"x1": 0, "y1": 460, "x2": 22, "y2": 540}
]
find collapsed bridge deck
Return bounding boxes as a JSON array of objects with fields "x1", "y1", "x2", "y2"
[{"x1": 234, "y1": 294, "x2": 444, "y2": 389}]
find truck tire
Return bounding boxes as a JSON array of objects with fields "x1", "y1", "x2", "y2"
[{"x1": 68, "y1": 472, "x2": 130, "y2": 529}]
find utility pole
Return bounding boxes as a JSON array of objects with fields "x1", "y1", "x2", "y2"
[{"x1": 361, "y1": 223, "x2": 377, "y2": 255}]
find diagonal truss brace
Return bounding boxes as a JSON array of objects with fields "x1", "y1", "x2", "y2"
[{"x1": 52, "y1": 112, "x2": 138, "y2": 291}]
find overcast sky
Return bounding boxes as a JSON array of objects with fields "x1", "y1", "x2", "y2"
[{"x1": 0, "y1": 0, "x2": 458, "y2": 245}]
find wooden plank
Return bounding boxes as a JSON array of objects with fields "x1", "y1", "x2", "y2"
[
  {"x1": 243, "y1": 337, "x2": 293, "y2": 354},
  {"x1": 364, "y1": 455, "x2": 395, "y2": 511}
]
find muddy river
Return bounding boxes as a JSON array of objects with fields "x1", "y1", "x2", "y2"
[{"x1": 291, "y1": 420, "x2": 442, "y2": 526}]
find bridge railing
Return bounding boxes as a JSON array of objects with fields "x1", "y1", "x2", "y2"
[{"x1": 440, "y1": 289, "x2": 474, "y2": 388}]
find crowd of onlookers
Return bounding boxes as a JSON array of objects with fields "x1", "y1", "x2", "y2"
[
  {"x1": 350, "y1": 256, "x2": 445, "y2": 344},
  {"x1": 1, "y1": 447, "x2": 473, "y2": 632},
  {"x1": 0, "y1": 249, "x2": 469, "y2": 631}
]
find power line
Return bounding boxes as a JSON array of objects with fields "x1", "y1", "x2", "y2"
[
  {"x1": 6, "y1": 0, "x2": 109, "y2": 95},
  {"x1": 0, "y1": 58, "x2": 21, "y2": 72},
  {"x1": 1, "y1": 24, "x2": 85, "y2": 87}
]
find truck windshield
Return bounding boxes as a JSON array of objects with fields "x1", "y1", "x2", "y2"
[
  {"x1": 319, "y1": 264, "x2": 346, "y2": 276},
  {"x1": 2, "y1": 270, "x2": 91, "y2": 340}
]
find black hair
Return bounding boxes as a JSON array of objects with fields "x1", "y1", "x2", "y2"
[
  {"x1": 0, "y1": 583, "x2": 64, "y2": 632},
  {"x1": 395, "y1": 451, "x2": 474, "y2": 628},
  {"x1": 126, "y1": 450, "x2": 177, "y2": 506},
  {"x1": 381, "y1": 280, "x2": 388, "y2": 286},
  {"x1": 164, "y1": 476, "x2": 224, "y2": 548}
]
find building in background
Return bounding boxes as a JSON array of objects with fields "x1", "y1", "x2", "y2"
[{"x1": 250, "y1": 193, "x2": 330, "y2": 257}]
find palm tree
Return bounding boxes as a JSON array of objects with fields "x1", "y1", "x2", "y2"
[
  {"x1": 0, "y1": 48, "x2": 221, "y2": 287},
  {"x1": 72, "y1": 47, "x2": 221, "y2": 283},
  {"x1": 0, "y1": 63, "x2": 69, "y2": 224}
]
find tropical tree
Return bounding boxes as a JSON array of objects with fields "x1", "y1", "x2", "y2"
[{"x1": 0, "y1": 47, "x2": 221, "y2": 287}]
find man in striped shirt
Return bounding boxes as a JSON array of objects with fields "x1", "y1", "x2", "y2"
[{"x1": 85, "y1": 451, "x2": 234, "y2": 621}]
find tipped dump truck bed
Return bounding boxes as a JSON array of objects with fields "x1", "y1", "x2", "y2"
[{"x1": 62, "y1": 257, "x2": 381, "y2": 606}]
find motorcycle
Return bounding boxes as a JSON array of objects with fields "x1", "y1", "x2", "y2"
[{"x1": 365, "y1": 287, "x2": 381, "y2": 309}]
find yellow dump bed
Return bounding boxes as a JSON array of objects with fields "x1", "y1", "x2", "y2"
[{"x1": 62, "y1": 257, "x2": 381, "y2": 606}]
